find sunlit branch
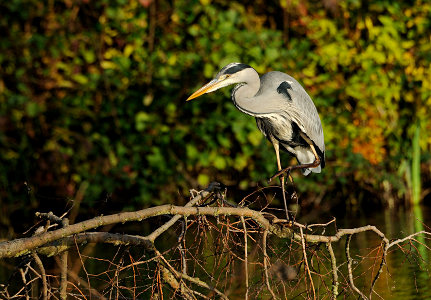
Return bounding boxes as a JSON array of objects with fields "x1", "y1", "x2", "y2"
[
  {"x1": 325, "y1": 242, "x2": 338, "y2": 299},
  {"x1": 346, "y1": 234, "x2": 368, "y2": 300}
]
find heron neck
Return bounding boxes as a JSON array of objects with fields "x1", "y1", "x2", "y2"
[{"x1": 231, "y1": 71, "x2": 263, "y2": 117}]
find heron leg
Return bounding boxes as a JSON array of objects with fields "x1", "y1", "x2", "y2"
[
  {"x1": 269, "y1": 137, "x2": 321, "y2": 183},
  {"x1": 272, "y1": 141, "x2": 290, "y2": 221},
  {"x1": 269, "y1": 152, "x2": 320, "y2": 182}
]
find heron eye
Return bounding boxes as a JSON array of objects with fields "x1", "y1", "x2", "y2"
[{"x1": 225, "y1": 74, "x2": 231, "y2": 79}]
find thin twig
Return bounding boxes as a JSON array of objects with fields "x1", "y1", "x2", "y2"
[
  {"x1": 145, "y1": 185, "x2": 216, "y2": 243},
  {"x1": 300, "y1": 227, "x2": 316, "y2": 300},
  {"x1": 68, "y1": 181, "x2": 89, "y2": 225},
  {"x1": 32, "y1": 253, "x2": 47, "y2": 300},
  {"x1": 325, "y1": 242, "x2": 338, "y2": 299},
  {"x1": 388, "y1": 231, "x2": 431, "y2": 248},
  {"x1": 60, "y1": 251, "x2": 68, "y2": 299},
  {"x1": 19, "y1": 267, "x2": 30, "y2": 300},
  {"x1": 152, "y1": 245, "x2": 229, "y2": 299},
  {"x1": 67, "y1": 269, "x2": 107, "y2": 300},
  {"x1": 263, "y1": 230, "x2": 277, "y2": 299},
  {"x1": 60, "y1": 218, "x2": 69, "y2": 300},
  {"x1": 160, "y1": 264, "x2": 195, "y2": 300},
  {"x1": 179, "y1": 219, "x2": 188, "y2": 296},
  {"x1": 369, "y1": 239, "x2": 389, "y2": 298},
  {"x1": 346, "y1": 234, "x2": 368, "y2": 300},
  {"x1": 240, "y1": 216, "x2": 249, "y2": 299},
  {"x1": 307, "y1": 217, "x2": 336, "y2": 228},
  {"x1": 281, "y1": 174, "x2": 290, "y2": 220}
]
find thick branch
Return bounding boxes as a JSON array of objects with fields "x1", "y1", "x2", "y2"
[
  {"x1": 3, "y1": 207, "x2": 430, "y2": 261},
  {"x1": 0, "y1": 205, "x2": 288, "y2": 259},
  {"x1": 39, "y1": 232, "x2": 153, "y2": 255}
]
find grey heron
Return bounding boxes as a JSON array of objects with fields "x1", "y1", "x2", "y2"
[{"x1": 187, "y1": 63, "x2": 325, "y2": 217}]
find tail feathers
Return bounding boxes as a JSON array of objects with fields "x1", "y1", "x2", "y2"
[
  {"x1": 302, "y1": 164, "x2": 321, "y2": 176},
  {"x1": 295, "y1": 147, "x2": 322, "y2": 176}
]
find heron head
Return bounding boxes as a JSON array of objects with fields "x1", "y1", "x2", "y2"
[{"x1": 187, "y1": 63, "x2": 252, "y2": 101}]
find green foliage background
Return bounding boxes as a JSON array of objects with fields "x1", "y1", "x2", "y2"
[{"x1": 1, "y1": 0, "x2": 430, "y2": 228}]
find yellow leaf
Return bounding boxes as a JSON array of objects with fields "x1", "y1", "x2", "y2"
[
  {"x1": 124, "y1": 44, "x2": 134, "y2": 57},
  {"x1": 247, "y1": 130, "x2": 262, "y2": 146},
  {"x1": 197, "y1": 174, "x2": 210, "y2": 186},
  {"x1": 365, "y1": 17, "x2": 373, "y2": 31},
  {"x1": 71, "y1": 74, "x2": 88, "y2": 85},
  {"x1": 168, "y1": 55, "x2": 177, "y2": 66},
  {"x1": 101, "y1": 61, "x2": 118, "y2": 69},
  {"x1": 104, "y1": 48, "x2": 121, "y2": 59}
]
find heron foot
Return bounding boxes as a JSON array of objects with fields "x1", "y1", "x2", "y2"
[{"x1": 269, "y1": 168, "x2": 292, "y2": 183}]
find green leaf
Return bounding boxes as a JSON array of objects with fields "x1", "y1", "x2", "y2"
[{"x1": 26, "y1": 102, "x2": 40, "y2": 117}]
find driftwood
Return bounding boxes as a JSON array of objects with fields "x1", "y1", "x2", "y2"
[{"x1": 0, "y1": 183, "x2": 430, "y2": 299}]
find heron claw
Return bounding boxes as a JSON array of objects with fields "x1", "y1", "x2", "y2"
[{"x1": 269, "y1": 168, "x2": 292, "y2": 183}]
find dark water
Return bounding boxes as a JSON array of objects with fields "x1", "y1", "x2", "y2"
[{"x1": 329, "y1": 205, "x2": 431, "y2": 299}]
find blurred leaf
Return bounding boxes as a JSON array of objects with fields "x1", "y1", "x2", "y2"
[
  {"x1": 101, "y1": 61, "x2": 118, "y2": 69},
  {"x1": 25, "y1": 102, "x2": 41, "y2": 117},
  {"x1": 197, "y1": 173, "x2": 210, "y2": 186}
]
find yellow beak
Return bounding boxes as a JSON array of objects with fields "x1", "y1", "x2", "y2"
[{"x1": 186, "y1": 79, "x2": 220, "y2": 101}]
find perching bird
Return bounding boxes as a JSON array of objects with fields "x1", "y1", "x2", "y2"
[{"x1": 187, "y1": 63, "x2": 325, "y2": 217}]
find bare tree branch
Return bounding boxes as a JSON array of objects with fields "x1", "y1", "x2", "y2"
[
  {"x1": 1, "y1": 184, "x2": 430, "y2": 299},
  {"x1": 145, "y1": 184, "x2": 217, "y2": 243},
  {"x1": 369, "y1": 240, "x2": 388, "y2": 298},
  {"x1": 31, "y1": 253, "x2": 47, "y2": 300},
  {"x1": 325, "y1": 242, "x2": 338, "y2": 299},
  {"x1": 0, "y1": 205, "x2": 288, "y2": 259},
  {"x1": 388, "y1": 231, "x2": 431, "y2": 248},
  {"x1": 59, "y1": 218, "x2": 69, "y2": 300},
  {"x1": 241, "y1": 216, "x2": 249, "y2": 299},
  {"x1": 300, "y1": 226, "x2": 316, "y2": 300},
  {"x1": 263, "y1": 230, "x2": 277, "y2": 299},
  {"x1": 346, "y1": 234, "x2": 368, "y2": 300}
]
